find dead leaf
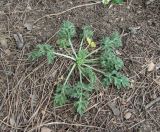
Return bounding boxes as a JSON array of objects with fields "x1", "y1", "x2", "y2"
[
  {"x1": 0, "y1": 35, "x2": 8, "y2": 49},
  {"x1": 130, "y1": 79, "x2": 135, "y2": 88},
  {"x1": 146, "y1": 0, "x2": 155, "y2": 5},
  {"x1": 108, "y1": 102, "x2": 120, "y2": 116},
  {"x1": 24, "y1": 22, "x2": 33, "y2": 31},
  {"x1": 41, "y1": 110, "x2": 46, "y2": 115},
  {"x1": 147, "y1": 61, "x2": 155, "y2": 72},
  {"x1": 128, "y1": 26, "x2": 141, "y2": 34},
  {"x1": 154, "y1": 77, "x2": 160, "y2": 86},
  {"x1": 156, "y1": 63, "x2": 160, "y2": 70},
  {"x1": 13, "y1": 33, "x2": 24, "y2": 49},
  {"x1": 26, "y1": 5, "x2": 32, "y2": 10},
  {"x1": 124, "y1": 112, "x2": 132, "y2": 120},
  {"x1": 41, "y1": 127, "x2": 52, "y2": 132},
  {"x1": 4, "y1": 49, "x2": 11, "y2": 56},
  {"x1": 115, "y1": 50, "x2": 122, "y2": 55},
  {"x1": 10, "y1": 114, "x2": 16, "y2": 126},
  {"x1": 30, "y1": 94, "x2": 37, "y2": 110}
]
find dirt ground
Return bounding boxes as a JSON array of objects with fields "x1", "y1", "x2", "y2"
[{"x1": 0, "y1": 0, "x2": 160, "y2": 131}]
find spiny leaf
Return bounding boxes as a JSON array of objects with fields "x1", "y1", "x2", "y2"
[
  {"x1": 57, "y1": 21, "x2": 76, "y2": 48},
  {"x1": 110, "y1": 32, "x2": 122, "y2": 48},
  {"x1": 103, "y1": 71, "x2": 129, "y2": 89},
  {"x1": 100, "y1": 49, "x2": 124, "y2": 72},
  {"x1": 54, "y1": 93, "x2": 67, "y2": 106},
  {"x1": 29, "y1": 44, "x2": 55, "y2": 64},
  {"x1": 74, "y1": 98, "x2": 88, "y2": 115},
  {"x1": 103, "y1": 73, "x2": 113, "y2": 87},
  {"x1": 57, "y1": 38, "x2": 70, "y2": 48},
  {"x1": 113, "y1": 72, "x2": 130, "y2": 89},
  {"x1": 81, "y1": 67, "x2": 96, "y2": 85},
  {"x1": 71, "y1": 82, "x2": 92, "y2": 98},
  {"x1": 72, "y1": 83, "x2": 90, "y2": 115},
  {"x1": 47, "y1": 50, "x2": 55, "y2": 64},
  {"x1": 54, "y1": 84, "x2": 71, "y2": 106},
  {"x1": 101, "y1": 37, "x2": 112, "y2": 49},
  {"x1": 58, "y1": 21, "x2": 76, "y2": 38},
  {"x1": 101, "y1": 32, "x2": 122, "y2": 49},
  {"x1": 114, "y1": 57, "x2": 124, "y2": 70}
]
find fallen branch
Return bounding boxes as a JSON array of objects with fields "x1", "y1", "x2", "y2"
[
  {"x1": 28, "y1": 121, "x2": 106, "y2": 132},
  {"x1": 34, "y1": 1, "x2": 101, "y2": 24},
  {"x1": 145, "y1": 96, "x2": 160, "y2": 109}
]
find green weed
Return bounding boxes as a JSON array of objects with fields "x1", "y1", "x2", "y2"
[{"x1": 29, "y1": 21, "x2": 129, "y2": 115}]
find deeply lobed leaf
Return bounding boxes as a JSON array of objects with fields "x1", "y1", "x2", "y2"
[
  {"x1": 72, "y1": 82, "x2": 91, "y2": 115},
  {"x1": 29, "y1": 44, "x2": 55, "y2": 64},
  {"x1": 74, "y1": 98, "x2": 88, "y2": 115},
  {"x1": 103, "y1": 71, "x2": 129, "y2": 89},
  {"x1": 100, "y1": 49, "x2": 124, "y2": 72},
  {"x1": 101, "y1": 32, "x2": 122, "y2": 49},
  {"x1": 57, "y1": 21, "x2": 76, "y2": 48},
  {"x1": 54, "y1": 93, "x2": 67, "y2": 106},
  {"x1": 57, "y1": 38, "x2": 70, "y2": 48},
  {"x1": 54, "y1": 84, "x2": 71, "y2": 106},
  {"x1": 113, "y1": 72, "x2": 130, "y2": 89},
  {"x1": 59, "y1": 21, "x2": 76, "y2": 38},
  {"x1": 81, "y1": 67, "x2": 96, "y2": 85}
]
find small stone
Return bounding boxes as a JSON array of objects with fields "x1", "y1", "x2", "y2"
[
  {"x1": 147, "y1": 61, "x2": 155, "y2": 72},
  {"x1": 41, "y1": 127, "x2": 52, "y2": 132},
  {"x1": 128, "y1": 27, "x2": 141, "y2": 34},
  {"x1": 4, "y1": 49, "x2": 11, "y2": 56},
  {"x1": 124, "y1": 112, "x2": 132, "y2": 120},
  {"x1": 26, "y1": 5, "x2": 32, "y2": 10},
  {"x1": 156, "y1": 63, "x2": 160, "y2": 70},
  {"x1": 13, "y1": 33, "x2": 24, "y2": 49},
  {"x1": 116, "y1": 50, "x2": 122, "y2": 55},
  {"x1": 108, "y1": 102, "x2": 120, "y2": 116},
  {"x1": 146, "y1": 0, "x2": 155, "y2": 5},
  {"x1": 0, "y1": 35, "x2": 8, "y2": 49},
  {"x1": 24, "y1": 22, "x2": 33, "y2": 31}
]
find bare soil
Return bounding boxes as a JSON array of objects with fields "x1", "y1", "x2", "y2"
[{"x1": 0, "y1": 0, "x2": 160, "y2": 131}]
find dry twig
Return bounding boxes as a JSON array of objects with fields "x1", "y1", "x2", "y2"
[
  {"x1": 145, "y1": 96, "x2": 160, "y2": 109},
  {"x1": 34, "y1": 1, "x2": 101, "y2": 24}
]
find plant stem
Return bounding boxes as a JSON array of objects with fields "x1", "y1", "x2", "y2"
[
  {"x1": 53, "y1": 51, "x2": 75, "y2": 61},
  {"x1": 79, "y1": 67, "x2": 91, "y2": 82},
  {"x1": 85, "y1": 44, "x2": 90, "y2": 51},
  {"x1": 85, "y1": 58, "x2": 99, "y2": 64},
  {"x1": 78, "y1": 67, "x2": 83, "y2": 83},
  {"x1": 64, "y1": 48, "x2": 72, "y2": 56},
  {"x1": 85, "y1": 47, "x2": 101, "y2": 58},
  {"x1": 68, "y1": 38, "x2": 77, "y2": 58},
  {"x1": 79, "y1": 37, "x2": 84, "y2": 51},
  {"x1": 78, "y1": 67, "x2": 83, "y2": 107},
  {"x1": 64, "y1": 63, "x2": 76, "y2": 85},
  {"x1": 83, "y1": 64, "x2": 105, "y2": 75}
]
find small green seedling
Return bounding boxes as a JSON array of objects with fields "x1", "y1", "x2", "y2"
[{"x1": 29, "y1": 21, "x2": 129, "y2": 115}]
